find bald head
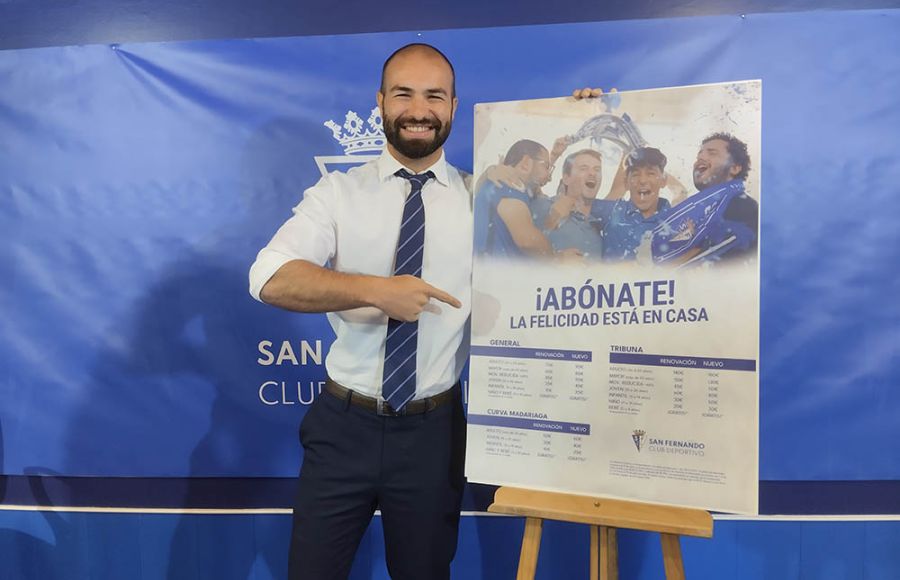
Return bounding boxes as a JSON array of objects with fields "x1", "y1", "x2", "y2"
[
  {"x1": 380, "y1": 43, "x2": 456, "y2": 98},
  {"x1": 376, "y1": 43, "x2": 458, "y2": 170}
]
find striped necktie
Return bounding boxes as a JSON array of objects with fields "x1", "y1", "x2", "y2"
[{"x1": 382, "y1": 169, "x2": 435, "y2": 412}]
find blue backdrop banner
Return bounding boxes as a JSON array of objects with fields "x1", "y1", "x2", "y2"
[{"x1": 1, "y1": 9, "x2": 898, "y2": 485}]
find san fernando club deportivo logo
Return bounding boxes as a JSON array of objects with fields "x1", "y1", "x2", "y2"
[
  {"x1": 315, "y1": 107, "x2": 386, "y2": 177},
  {"x1": 632, "y1": 429, "x2": 646, "y2": 451}
]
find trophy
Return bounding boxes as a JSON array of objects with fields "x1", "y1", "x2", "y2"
[{"x1": 568, "y1": 112, "x2": 647, "y2": 153}]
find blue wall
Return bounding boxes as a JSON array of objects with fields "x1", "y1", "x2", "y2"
[{"x1": 1, "y1": 3, "x2": 898, "y2": 579}]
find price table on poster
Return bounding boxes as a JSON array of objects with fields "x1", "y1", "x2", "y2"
[
  {"x1": 607, "y1": 352, "x2": 756, "y2": 420},
  {"x1": 468, "y1": 345, "x2": 593, "y2": 467}
]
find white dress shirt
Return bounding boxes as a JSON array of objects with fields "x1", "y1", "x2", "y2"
[{"x1": 249, "y1": 150, "x2": 472, "y2": 399}]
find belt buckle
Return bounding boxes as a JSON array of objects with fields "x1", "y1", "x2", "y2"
[{"x1": 376, "y1": 399, "x2": 403, "y2": 417}]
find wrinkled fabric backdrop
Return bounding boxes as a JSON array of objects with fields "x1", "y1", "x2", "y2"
[{"x1": 1, "y1": 10, "x2": 898, "y2": 499}]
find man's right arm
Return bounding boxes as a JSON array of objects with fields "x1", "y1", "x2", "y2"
[
  {"x1": 496, "y1": 197, "x2": 553, "y2": 257},
  {"x1": 605, "y1": 156, "x2": 629, "y2": 200},
  {"x1": 259, "y1": 261, "x2": 459, "y2": 322},
  {"x1": 474, "y1": 164, "x2": 524, "y2": 193},
  {"x1": 250, "y1": 176, "x2": 459, "y2": 322}
]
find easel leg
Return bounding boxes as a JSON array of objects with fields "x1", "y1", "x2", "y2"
[
  {"x1": 605, "y1": 527, "x2": 618, "y2": 579},
  {"x1": 660, "y1": 533, "x2": 685, "y2": 580},
  {"x1": 592, "y1": 526, "x2": 618, "y2": 580},
  {"x1": 517, "y1": 517, "x2": 544, "y2": 580}
]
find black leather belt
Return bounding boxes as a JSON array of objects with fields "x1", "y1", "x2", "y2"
[{"x1": 325, "y1": 377, "x2": 457, "y2": 416}]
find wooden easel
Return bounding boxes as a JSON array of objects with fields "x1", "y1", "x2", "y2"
[{"x1": 488, "y1": 487, "x2": 713, "y2": 579}]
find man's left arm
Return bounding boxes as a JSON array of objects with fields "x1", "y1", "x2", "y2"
[{"x1": 605, "y1": 156, "x2": 628, "y2": 200}]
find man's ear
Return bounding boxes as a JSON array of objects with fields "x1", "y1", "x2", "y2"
[
  {"x1": 728, "y1": 164, "x2": 743, "y2": 179},
  {"x1": 451, "y1": 96, "x2": 458, "y2": 121},
  {"x1": 376, "y1": 91, "x2": 384, "y2": 113}
]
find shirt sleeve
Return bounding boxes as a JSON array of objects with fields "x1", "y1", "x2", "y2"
[{"x1": 248, "y1": 175, "x2": 338, "y2": 301}]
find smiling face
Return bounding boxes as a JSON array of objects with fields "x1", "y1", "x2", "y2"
[
  {"x1": 627, "y1": 165, "x2": 666, "y2": 217},
  {"x1": 377, "y1": 46, "x2": 458, "y2": 171},
  {"x1": 693, "y1": 138, "x2": 741, "y2": 190},
  {"x1": 562, "y1": 152, "x2": 603, "y2": 200}
]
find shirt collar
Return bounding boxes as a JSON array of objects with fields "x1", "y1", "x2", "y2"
[
  {"x1": 624, "y1": 197, "x2": 671, "y2": 220},
  {"x1": 376, "y1": 149, "x2": 450, "y2": 187}
]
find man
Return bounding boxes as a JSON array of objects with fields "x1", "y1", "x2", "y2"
[
  {"x1": 249, "y1": 43, "x2": 469, "y2": 580},
  {"x1": 652, "y1": 133, "x2": 758, "y2": 265},
  {"x1": 689, "y1": 132, "x2": 758, "y2": 260},
  {"x1": 473, "y1": 139, "x2": 555, "y2": 257},
  {"x1": 537, "y1": 149, "x2": 606, "y2": 259},
  {"x1": 589, "y1": 147, "x2": 672, "y2": 262}
]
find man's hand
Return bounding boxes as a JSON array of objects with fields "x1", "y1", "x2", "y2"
[
  {"x1": 556, "y1": 247, "x2": 585, "y2": 264},
  {"x1": 371, "y1": 275, "x2": 461, "y2": 322},
  {"x1": 484, "y1": 163, "x2": 524, "y2": 191},
  {"x1": 550, "y1": 136, "x2": 572, "y2": 165},
  {"x1": 545, "y1": 194, "x2": 577, "y2": 230},
  {"x1": 572, "y1": 88, "x2": 617, "y2": 100}
]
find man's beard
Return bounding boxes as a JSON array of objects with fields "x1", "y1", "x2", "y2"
[
  {"x1": 383, "y1": 113, "x2": 451, "y2": 160},
  {"x1": 693, "y1": 163, "x2": 733, "y2": 190}
]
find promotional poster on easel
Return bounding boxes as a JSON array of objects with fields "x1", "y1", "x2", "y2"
[{"x1": 467, "y1": 81, "x2": 761, "y2": 514}]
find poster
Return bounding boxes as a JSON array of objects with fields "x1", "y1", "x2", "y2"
[{"x1": 466, "y1": 81, "x2": 760, "y2": 514}]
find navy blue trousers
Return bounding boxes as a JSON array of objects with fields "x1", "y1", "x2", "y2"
[{"x1": 288, "y1": 386, "x2": 466, "y2": 580}]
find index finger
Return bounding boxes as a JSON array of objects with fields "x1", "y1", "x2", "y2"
[{"x1": 424, "y1": 284, "x2": 462, "y2": 309}]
